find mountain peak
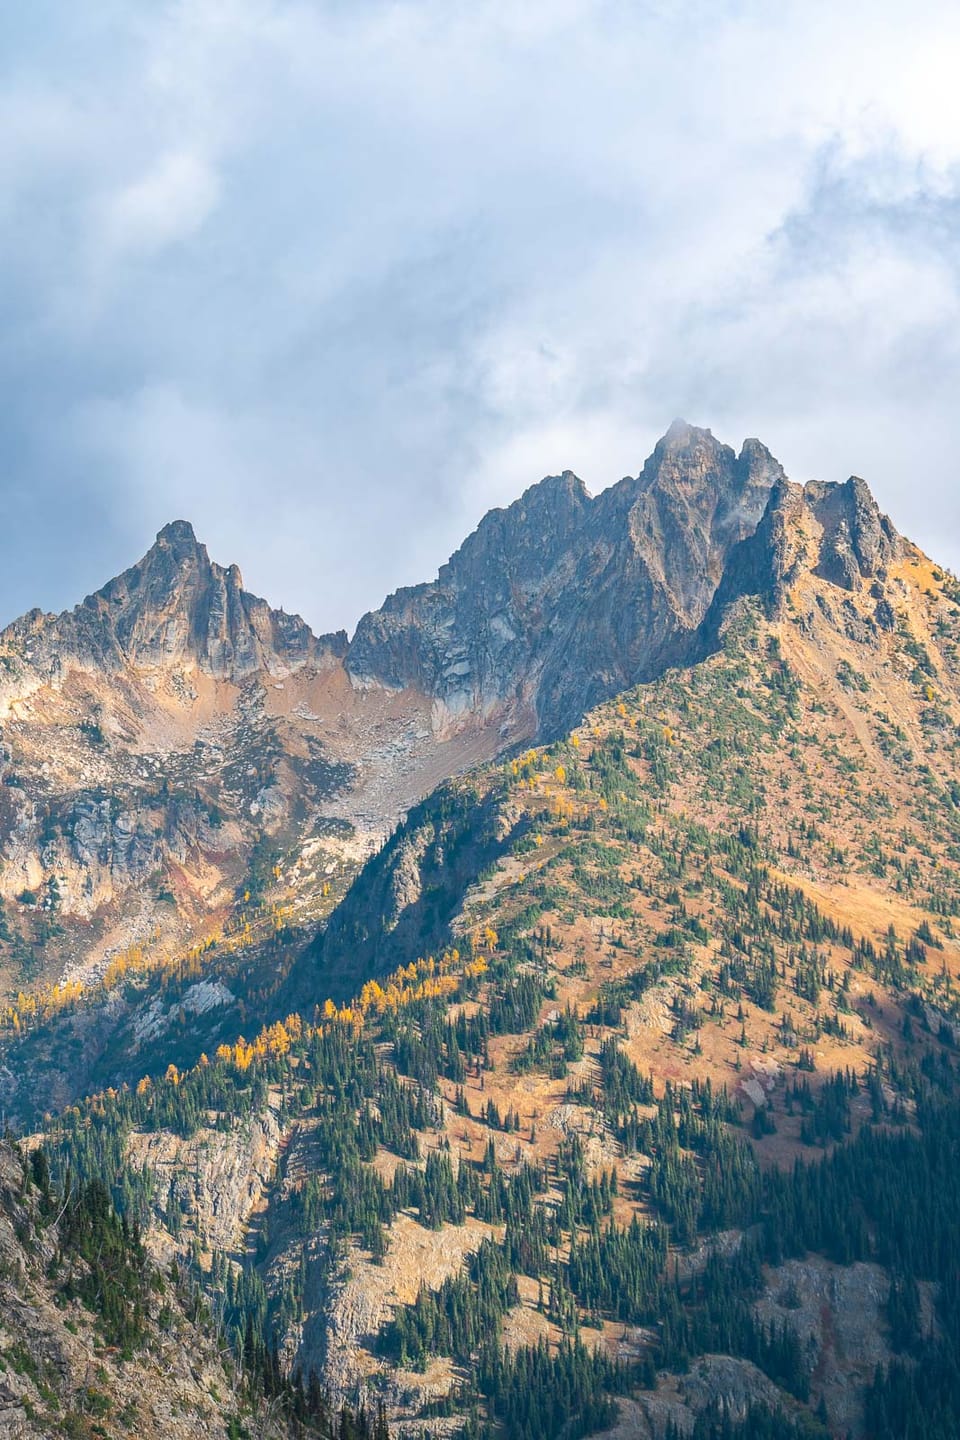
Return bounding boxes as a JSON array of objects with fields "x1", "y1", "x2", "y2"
[
  {"x1": 664, "y1": 416, "x2": 708, "y2": 440},
  {"x1": 155, "y1": 519, "x2": 199, "y2": 546},
  {"x1": 84, "y1": 525, "x2": 322, "y2": 677},
  {"x1": 651, "y1": 418, "x2": 723, "y2": 459},
  {"x1": 631, "y1": 422, "x2": 784, "y2": 561},
  {"x1": 146, "y1": 519, "x2": 214, "y2": 572},
  {"x1": 0, "y1": 521, "x2": 325, "y2": 685},
  {"x1": 349, "y1": 423, "x2": 788, "y2": 734},
  {"x1": 642, "y1": 420, "x2": 737, "y2": 489},
  {"x1": 646, "y1": 425, "x2": 784, "y2": 492}
]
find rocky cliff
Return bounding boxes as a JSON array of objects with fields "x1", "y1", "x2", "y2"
[
  {"x1": 0, "y1": 1139, "x2": 266, "y2": 1440},
  {"x1": 348, "y1": 420, "x2": 786, "y2": 735},
  {"x1": 0, "y1": 519, "x2": 342, "y2": 704},
  {"x1": 696, "y1": 469, "x2": 903, "y2": 655}
]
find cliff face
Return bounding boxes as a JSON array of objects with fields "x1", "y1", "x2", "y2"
[
  {"x1": 348, "y1": 421, "x2": 786, "y2": 735},
  {"x1": 0, "y1": 519, "x2": 343, "y2": 702},
  {"x1": 0, "y1": 1140, "x2": 264, "y2": 1440}
]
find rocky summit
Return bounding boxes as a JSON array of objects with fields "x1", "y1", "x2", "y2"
[
  {"x1": 348, "y1": 420, "x2": 786, "y2": 734},
  {"x1": 0, "y1": 518, "x2": 336, "y2": 691},
  {"x1": 0, "y1": 422, "x2": 791, "y2": 990},
  {"x1": 0, "y1": 423, "x2": 958, "y2": 1440}
]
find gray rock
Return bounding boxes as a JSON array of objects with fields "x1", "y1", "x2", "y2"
[
  {"x1": 348, "y1": 421, "x2": 787, "y2": 737},
  {"x1": 0, "y1": 519, "x2": 347, "y2": 687}
]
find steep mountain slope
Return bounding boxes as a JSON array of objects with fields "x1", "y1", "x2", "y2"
[
  {"x1": 348, "y1": 420, "x2": 784, "y2": 733},
  {"x1": 0, "y1": 423, "x2": 784, "y2": 996},
  {"x1": 0, "y1": 1137, "x2": 264, "y2": 1439},
  {"x1": 0, "y1": 518, "x2": 332, "y2": 687},
  {"x1": 18, "y1": 453, "x2": 960, "y2": 1438}
]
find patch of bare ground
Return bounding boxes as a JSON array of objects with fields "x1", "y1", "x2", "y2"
[
  {"x1": 603, "y1": 1356, "x2": 794, "y2": 1439},
  {"x1": 127, "y1": 1100, "x2": 283, "y2": 1268},
  {"x1": 316, "y1": 1213, "x2": 494, "y2": 1404}
]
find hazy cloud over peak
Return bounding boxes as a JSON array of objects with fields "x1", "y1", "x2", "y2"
[{"x1": 1, "y1": 0, "x2": 959, "y2": 633}]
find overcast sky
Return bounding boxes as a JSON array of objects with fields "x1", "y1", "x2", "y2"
[{"x1": 2, "y1": 0, "x2": 959, "y2": 635}]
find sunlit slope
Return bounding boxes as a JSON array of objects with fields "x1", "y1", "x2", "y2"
[{"x1": 31, "y1": 469, "x2": 960, "y2": 1438}]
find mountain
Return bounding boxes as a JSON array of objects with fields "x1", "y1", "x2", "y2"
[
  {"x1": 0, "y1": 518, "x2": 336, "y2": 690},
  {"x1": 0, "y1": 523, "x2": 489, "y2": 993},
  {"x1": 291, "y1": 459, "x2": 908, "y2": 998},
  {"x1": 348, "y1": 420, "x2": 785, "y2": 733},
  {"x1": 2, "y1": 424, "x2": 960, "y2": 1440},
  {"x1": 0, "y1": 423, "x2": 784, "y2": 994},
  {"x1": 231, "y1": 457, "x2": 960, "y2": 1437}
]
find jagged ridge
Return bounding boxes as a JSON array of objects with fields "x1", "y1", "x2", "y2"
[
  {"x1": 0, "y1": 422, "x2": 908, "y2": 998},
  {"x1": 348, "y1": 420, "x2": 787, "y2": 734},
  {"x1": 0, "y1": 518, "x2": 346, "y2": 690}
]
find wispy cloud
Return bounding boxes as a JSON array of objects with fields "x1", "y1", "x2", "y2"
[
  {"x1": 1, "y1": 0, "x2": 959, "y2": 631},
  {"x1": 98, "y1": 150, "x2": 220, "y2": 258}
]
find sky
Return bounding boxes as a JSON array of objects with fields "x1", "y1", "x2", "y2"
[{"x1": 2, "y1": 0, "x2": 960, "y2": 635}]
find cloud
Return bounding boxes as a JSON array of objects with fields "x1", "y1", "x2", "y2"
[
  {"x1": 0, "y1": 0, "x2": 959, "y2": 631},
  {"x1": 99, "y1": 150, "x2": 220, "y2": 258}
]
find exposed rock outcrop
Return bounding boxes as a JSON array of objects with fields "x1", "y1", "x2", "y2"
[
  {"x1": 0, "y1": 519, "x2": 345, "y2": 705},
  {"x1": 0, "y1": 1140, "x2": 264, "y2": 1439},
  {"x1": 696, "y1": 470, "x2": 903, "y2": 649},
  {"x1": 348, "y1": 421, "x2": 787, "y2": 736}
]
